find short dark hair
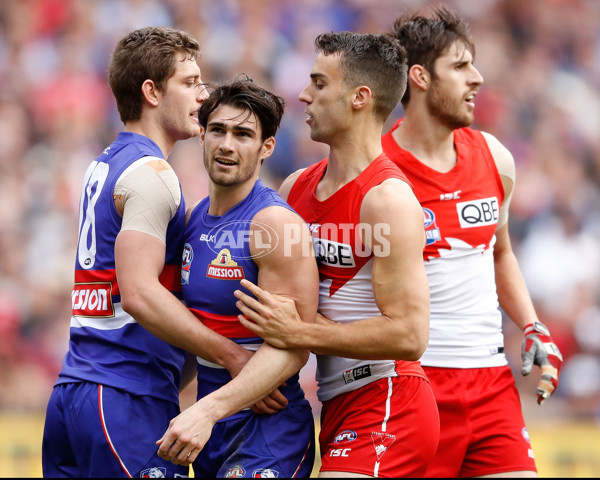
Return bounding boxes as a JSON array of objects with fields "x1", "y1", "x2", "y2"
[
  {"x1": 198, "y1": 75, "x2": 285, "y2": 141},
  {"x1": 108, "y1": 26, "x2": 200, "y2": 123},
  {"x1": 388, "y1": 6, "x2": 475, "y2": 106},
  {"x1": 314, "y1": 31, "x2": 407, "y2": 122}
]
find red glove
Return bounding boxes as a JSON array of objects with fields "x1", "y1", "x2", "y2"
[{"x1": 521, "y1": 321, "x2": 563, "y2": 405}]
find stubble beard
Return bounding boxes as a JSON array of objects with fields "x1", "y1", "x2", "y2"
[
  {"x1": 426, "y1": 81, "x2": 474, "y2": 130},
  {"x1": 205, "y1": 153, "x2": 261, "y2": 188}
]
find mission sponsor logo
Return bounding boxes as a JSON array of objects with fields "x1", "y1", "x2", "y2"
[
  {"x1": 456, "y1": 196, "x2": 499, "y2": 228},
  {"x1": 72, "y1": 282, "x2": 114, "y2": 317},
  {"x1": 206, "y1": 249, "x2": 245, "y2": 280}
]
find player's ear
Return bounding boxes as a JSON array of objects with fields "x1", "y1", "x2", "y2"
[
  {"x1": 352, "y1": 85, "x2": 372, "y2": 111},
  {"x1": 260, "y1": 136, "x2": 276, "y2": 161},
  {"x1": 141, "y1": 79, "x2": 159, "y2": 107},
  {"x1": 408, "y1": 64, "x2": 430, "y2": 92}
]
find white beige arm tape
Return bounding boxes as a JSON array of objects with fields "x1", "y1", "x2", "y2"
[{"x1": 114, "y1": 156, "x2": 181, "y2": 243}]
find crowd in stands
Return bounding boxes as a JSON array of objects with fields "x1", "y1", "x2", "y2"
[{"x1": 0, "y1": 0, "x2": 599, "y2": 424}]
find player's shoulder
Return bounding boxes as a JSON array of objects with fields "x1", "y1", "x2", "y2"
[
  {"x1": 253, "y1": 202, "x2": 303, "y2": 231},
  {"x1": 361, "y1": 176, "x2": 420, "y2": 224},
  {"x1": 278, "y1": 167, "x2": 308, "y2": 201},
  {"x1": 479, "y1": 131, "x2": 515, "y2": 178},
  {"x1": 141, "y1": 156, "x2": 173, "y2": 173}
]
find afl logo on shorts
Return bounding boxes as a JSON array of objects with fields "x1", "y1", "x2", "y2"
[
  {"x1": 423, "y1": 208, "x2": 441, "y2": 246},
  {"x1": 225, "y1": 466, "x2": 246, "y2": 478}
]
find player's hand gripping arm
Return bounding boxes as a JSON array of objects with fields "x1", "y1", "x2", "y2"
[
  {"x1": 494, "y1": 224, "x2": 563, "y2": 405},
  {"x1": 156, "y1": 206, "x2": 318, "y2": 466},
  {"x1": 236, "y1": 178, "x2": 430, "y2": 360}
]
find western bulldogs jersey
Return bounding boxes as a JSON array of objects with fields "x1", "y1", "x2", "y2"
[
  {"x1": 57, "y1": 132, "x2": 186, "y2": 405},
  {"x1": 287, "y1": 154, "x2": 426, "y2": 402},
  {"x1": 182, "y1": 179, "x2": 308, "y2": 410},
  {"x1": 382, "y1": 119, "x2": 507, "y2": 368}
]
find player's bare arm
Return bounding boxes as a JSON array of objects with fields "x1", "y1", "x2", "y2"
[
  {"x1": 156, "y1": 205, "x2": 318, "y2": 466},
  {"x1": 487, "y1": 133, "x2": 563, "y2": 405},
  {"x1": 236, "y1": 178, "x2": 430, "y2": 360}
]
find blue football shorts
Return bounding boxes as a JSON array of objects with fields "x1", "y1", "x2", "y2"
[
  {"x1": 42, "y1": 382, "x2": 189, "y2": 478},
  {"x1": 192, "y1": 401, "x2": 315, "y2": 478}
]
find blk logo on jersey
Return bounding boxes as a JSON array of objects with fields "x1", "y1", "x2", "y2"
[
  {"x1": 206, "y1": 249, "x2": 245, "y2": 280},
  {"x1": 423, "y1": 208, "x2": 441, "y2": 246},
  {"x1": 456, "y1": 197, "x2": 499, "y2": 229}
]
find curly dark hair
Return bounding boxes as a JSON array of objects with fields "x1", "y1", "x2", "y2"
[
  {"x1": 387, "y1": 5, "x2": 475, "y2": 106},
  {"x1": 198, "y1": 74, "x2": 285, "y2": 141}
]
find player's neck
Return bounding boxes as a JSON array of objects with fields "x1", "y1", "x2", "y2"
[
  {"x1": 125, "y1": 120, "x2": 173, "y2": 159},
  {"x1": 317, "y1": 128, "x2": 383, "y2": 200},
  {"x1": 393, "y1": 112, "x2": 456, "y2": 173},
  {"x1": 207, "y1": 178, "x2": 256, "y2": 217}
]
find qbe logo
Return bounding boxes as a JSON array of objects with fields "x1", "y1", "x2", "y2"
[{"x1": 456, "y1": 196, "x2": 499, "y2": 229}]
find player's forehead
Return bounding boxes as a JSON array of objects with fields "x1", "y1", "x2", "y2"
[
  {"x1": 311, "y1": 53, "x2": 344, "y2": 82},
  {"x1": 170, "y1": 53, "x2": 201, "y2": 80},
  {"x1": 439, "y1": 40, "x2": 473, "y2": 66},
  {"x1": 208, "y1": 104, "x2": 260, "y2": 132}
]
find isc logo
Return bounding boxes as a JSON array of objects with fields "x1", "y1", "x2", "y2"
[
  {"x1": 342, "y1": 365, "x2": 372, "y2": 384},
  {"x1": 330, "y1": 448, "x2": 351, "y2": 457},
  {"x1": 456, "y1": 196, "x2": 499, "y2": 229}
]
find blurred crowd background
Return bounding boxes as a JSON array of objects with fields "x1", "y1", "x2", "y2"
[{"x1": 0, "y1": 0, "x2": 600, "y2": 475}]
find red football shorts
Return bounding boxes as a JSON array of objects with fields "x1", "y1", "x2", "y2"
[
  {"x1": 423, "y1": 365, "x2": 537, "y2": 477},
  {"x1": 319, "y1": 375, "x2": 439, "y2": 477}
]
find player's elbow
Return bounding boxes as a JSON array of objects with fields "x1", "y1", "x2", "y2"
[
  {"x1": 119, "y1": 283, "x2": 149, "y2": 319},
  {"x1": 404, "y1": 329, "x2": 429, "y2": 360},
  {"x1": 393, "y1": 308, "x2": 430, "y2": 360}
]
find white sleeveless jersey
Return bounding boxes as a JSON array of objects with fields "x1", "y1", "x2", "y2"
[{"x1": 383, "y1": 120, "x2": 508, "y2": 368}]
